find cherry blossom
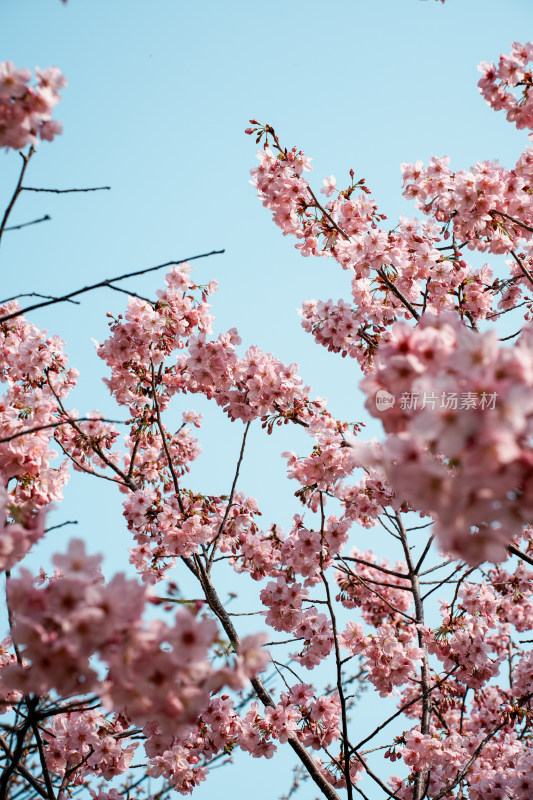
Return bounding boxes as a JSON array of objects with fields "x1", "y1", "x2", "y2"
[{"x1": 0, "y1": 62, "x2": 65, "y2": 150}]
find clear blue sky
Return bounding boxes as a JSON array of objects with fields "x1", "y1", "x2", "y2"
[{"x1": 2, "y1": 0, "x2": 533, "y2": 797}]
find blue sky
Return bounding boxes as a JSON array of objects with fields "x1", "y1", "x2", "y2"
[{"x1": 2, "y1": 0, "x2": 533, "y2": 797}]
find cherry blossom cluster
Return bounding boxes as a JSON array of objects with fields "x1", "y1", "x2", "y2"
[
  {"x1": 386, "y1": 572, "x2": 533, "y2": 797},
  {"x1": 0, "y1": 62, "x2": 65, "y2": 151},
  {"x1": 395, "y1": 724, "x2": 533, "y2": 800},
  {"x1": 248, "y1": 125, "x2": 506, "y2": 372},
  {"x1": 224, "y1": 513, "x2": 284, "y2": 581},
  {"x1": 489, "y1": 558, "x2": 533, "y2": 631},
  {"x1": 335, "y1": 547, "x2": 412, "y2": 627},
  {"x1": 124, "y1": 485, "x2": 264, "y2": 582},
  {"x1": 82, "y1": 685, "x2": 341, "y2": 794},
  {"x1": 259, "y1": 577, "x2": 334, "y2": 669},
  {"x1": 0, "y1": 301, "x2": 76, "y2": 513},
  {"x1": 334, "y1": 470, "x2": 394, "y2": 529},
  {"x1": 478, "y1": 42, "x2": 533, "y2": 133},
  {"x1": 97, "y1": 264, "x2": 216, "y2": 417},
  {"x1": 340, "y1": 620, "x2": 423, "y2": 697},
  {"x1": 90, "y1": 263, "x2": 338, "y2": 588},
  {"x1": 3, "y1": 539, "x2": 268, "y2": 739},
  {"x1": 356, "y1": 311, "x2": 533, "y2": 563},
  {"x1": 54, "y1": 411, "x2": 121, "y2": 476},
  {"x1": 0, "y1": 637, "x2": 21, "y2": 711},
  {"x1": 43, "y1": 710, "x2": 137, "y2": 784},
  {"x1": 99, "y1": 262, "x2": 322, "y2": 432},
  {"x1": 0, "y1": 302, "x2": 77, "y2": 569},
  {"x1": 401, "y1": 151, "x2": 533, "y2": 254},
  {"x1": 427, "y1": 615, "x2": 504, "y2": 691},
  {"x1": 282, "y1": 416, "x2": 357, "y2": 496},
  {"x1": 86, "y1": 250, "x2": 532, "y2": 796},
  {"x1": 0, "y1": 484, "x2": 46, "y2": 573},
  {"x1": 180, "y1": 333, "x2": 322, "y2": 426}
]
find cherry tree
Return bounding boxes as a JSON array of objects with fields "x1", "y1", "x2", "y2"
[{"x1": 0, "y1": 10, "x2": 532, "y2": 800}]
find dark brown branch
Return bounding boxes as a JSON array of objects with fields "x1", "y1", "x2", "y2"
[
  {"x1": 346, "y1": 570, "x2": 417, "y2": 623},
  {"x1": 507, "y1": 543, "x2": 533, "y2": 568},
  {"x1": 396, "y1": 513, "x2": 431, "y2": 800},
  {"x1": 207, "y1": 422, "x2": 251, "y2": 571},
  {"x1": 105, "y1": 284, "x2": 156, "y2": 306},
  {"x1": 509, "y1": 249, "x2": 533, "y2": 288},
  {"x1": 43, "y1": 520, "x2": 78, "y2": 534},
  {"x1": 54, "y1": 435, "x2": 128, "y2": 487},
  {"x1": 377, "y1": 267, "x2": 420, "y2": 320},
  {"x1": 0, "y1": 735, "x2": 48, "y2": 799},
  {"x1": 0, "y1": 249, "x2": 225, "y2": 323},
  {"x1": 27, "y1": 710, "x2": 55, "y2": 800},
  {"x1": 0, "y1": 292, "x2": 79, "y2": 306},
  {"x1": 499, "y1": 330, "x2": 522, "y2": 341},
  {"x1": 351, "y1": 750, "x2": 402, "y2": 800},
  {"x1": 319, "y1": 494, "x2": 353, "y2": 800},
  {"x1": 150, "y1": 363, "x2": 185, "y2": 514},
  {"x1": 183, "y1": 554, "x2": 342, "y2": 800},
  {"x1": 306, "y1": 185, "x2": 350, "y2": 242},
  {"x1": 335, "y1": 565, "x2": 412, "y2": 593},
  {"x1": 22, "y1": 185, "x2": 110, "y2": 194},
  {"x1": 0, "y1": 147, "x2": 35, "y2": 246},
  {"x1": 489, "y1": 209, "x2": 533, "y2": 235},
  {"x1": 126, "y1": 430, "x2": 143, "y2": 482},
  {"x1": 338, "y1": 555, "x2": 408, "y2": 579},
  {"x1": 0, "y1": 706, "x2": 32, "y2": 799},
  {"x1": 0, "y1": 417, "x2": 124, "y2": 445},
  {"x1": 414, "y1": 535, "x2": 435, "y2": 574},
  {"x1": 421, "y1": 563, "x2": 476, "y2": 602}
]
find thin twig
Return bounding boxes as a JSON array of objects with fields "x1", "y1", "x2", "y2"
[
  {"x1": 47, "y1": 377, "x2": 136, "y2": 490},
  {"x1": 0, "y1": 292, "x2": 79, "y2": 306},
  {"x1": 105, "y1": 284, "x2": 156, "y2": 305},
  {"x1": 4, "y1": 215, "x2": 50, "y2": 232},
  {"x1": 338, "y1": 555, "x2": 408, "y2": 580},
  {"x1": 490, "y1": 209, "x2": 533, "y2": 235},
  {"x1": 22, "y1": 185, "x2": 110, "y2": 194},
  {"x1": 43, "y1": 520, "x2": 78, "y2": 534},
  {"x1": 414, "y1": 535, "x2": 435, "y2": 574}
]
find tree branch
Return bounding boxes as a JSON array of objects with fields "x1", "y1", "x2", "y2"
[
  {"x1": 4, "y1": 215, "x2": 50, "y2": 233},
  {"x1": 0, "y1": 147, "x2": 35, "y2": 246},
  {"x1": 0, "y1": 249, "x2": 225, "y2": 323}
]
